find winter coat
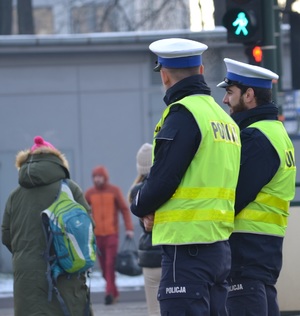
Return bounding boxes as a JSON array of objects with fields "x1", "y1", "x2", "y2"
[
  {"x1": 1, "y1": 146, "x2": 92, "y2": 316},
  {"x1": 138, "y1": 224, "x2": 162, "y2": 268},
  {"x1": 85, "y1": 166, "x2": 133, "y2": 236}
]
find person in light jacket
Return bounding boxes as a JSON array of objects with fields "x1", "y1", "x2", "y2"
[{"x1": 128, "y1": 143, "x2": 162, "y2": 316}]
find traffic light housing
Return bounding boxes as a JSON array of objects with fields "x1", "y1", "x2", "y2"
[{"x1": 223, "y1": 0, "x2": 263, "y2": 44}]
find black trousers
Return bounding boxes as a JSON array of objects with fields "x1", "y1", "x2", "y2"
[
  {"x1": 227, "y1": 278, "x2": 280, "y2": 316},
  {"x1": 158, "y1": 241, "x2": 231, "y2": 316}
]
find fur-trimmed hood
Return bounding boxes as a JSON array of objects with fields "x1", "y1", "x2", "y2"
[
  {"x1": 16, "y1": 147, "x2": 69, "y2": 170},
  {"x1": 16, "y1": 147, "x2": 70, "y2": 188}
]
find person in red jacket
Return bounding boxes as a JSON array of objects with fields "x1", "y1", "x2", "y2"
[{"x1": 85, "y1": 165, "x2": 134, "y2": 305}]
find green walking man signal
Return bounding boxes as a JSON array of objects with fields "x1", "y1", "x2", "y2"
[{"x1": 232, "y1": 12, "x2": 249, "y2": 36}]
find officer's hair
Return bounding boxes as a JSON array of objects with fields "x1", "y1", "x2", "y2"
[
  {"x1": 165, "y1": 66, "x2": 200, "y2": 81},
  {"x1": 237, "y1": 84, "x2": 272, "y2": 106}
]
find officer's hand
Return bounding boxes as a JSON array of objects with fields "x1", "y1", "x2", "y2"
[
  {"x1": 125, "y1": 230, "x2": 134, "y2": 239},
  {"x1": 143, "y1": 214, "x2": 154, "y2": 232}
]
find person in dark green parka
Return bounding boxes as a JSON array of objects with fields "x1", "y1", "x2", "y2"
[{"x1": 1, "y1": 136, "x2": 93, "y2": 316}]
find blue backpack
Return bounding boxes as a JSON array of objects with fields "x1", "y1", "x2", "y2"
[{"x1": 41, "y1": 180, "x2": 96, "y2": 315}]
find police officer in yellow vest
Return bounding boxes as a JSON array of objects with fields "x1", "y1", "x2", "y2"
[
  {"x1": 130, "y1": 38, "x2": 241, "y2": 315},
  {"x1": 217, "y1": 58, "x2": 296, "y2": 316}
]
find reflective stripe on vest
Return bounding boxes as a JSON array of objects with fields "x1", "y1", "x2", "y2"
[
  {"x1": 234, "y1": 120, "x2": 296, "y2": 237},
  {"x1": 152, "y1": 95, "x2": 241, "y2": 245},
  {"x1": 155, "y1": 187, "x2": 235, "y2": 223}
]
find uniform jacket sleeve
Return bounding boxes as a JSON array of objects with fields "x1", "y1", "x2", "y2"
[
  {"x1": 131, "y1": 105, "x2": 200, "y2": 217},
  {"x1": 235, "y1": 128, "x2": 280, "y2": 214}
]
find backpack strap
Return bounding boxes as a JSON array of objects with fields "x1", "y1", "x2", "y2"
[
  {"x1": 53, "y1": 285, "x2": 71, "y2": 316},
  {"x1": 61, "y1": 180, "x2": 75, "y2": 201},
  {"x1": 84, "y1": 271, "x2": 93, "y2": 316},
  {"x1": 41, "y1": 213, "x2": 56, "y2": 302}
]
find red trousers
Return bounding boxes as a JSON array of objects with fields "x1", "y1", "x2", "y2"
[{"x1": 96, "y1": 234, "x2": 119, "y2": 298}]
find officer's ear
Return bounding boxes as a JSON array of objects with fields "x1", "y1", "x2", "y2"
[
  {"x1": 245, "y1": 87, "x2": 255, "y2": 99},
  {"x1": 160, "y1": 68, "x2": 170, "y2": 86},
  {"x1": 200, "y1": 65, "x2": 204, "y2": 74},
  {"x1": 243, "y1": 87, "x2": 257, "y2": 109}
]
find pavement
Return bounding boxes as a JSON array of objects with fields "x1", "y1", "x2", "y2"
[
  {"x1": 0, "y1": 271, "x2": 148, "y2": 315},
  {"x1": 2, "y1": 272, "x2": 300, "y2": 316},
  {"x1": 0, "y1": 289, "x2": 148, "y2": 316}
]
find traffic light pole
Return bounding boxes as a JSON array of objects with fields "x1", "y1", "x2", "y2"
[
  {"x1": 274, "y1": 4, "x2": 283, "y2": 93},
  {"x1": 262, "y1": 0, "x2": 280, "y2": 103}
]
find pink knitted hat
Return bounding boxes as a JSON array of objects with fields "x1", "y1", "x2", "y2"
[{"x1": 31, "y1": 136, "x2": 56, "y2": 152}]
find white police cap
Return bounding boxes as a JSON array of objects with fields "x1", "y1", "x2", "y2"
[
  {"x1": 217, "y1": 58, "x2": 279, "y2": 89},
  {"x1": 149, "y1": 38, "x2": 208, "y2": 72}
]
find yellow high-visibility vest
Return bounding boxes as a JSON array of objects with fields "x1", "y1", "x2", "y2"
[
  {"x1": 234, "y1": 120, "x2": 296, "y2": 237},
  {"x1": 152, "y1": 95, "x2": 241, "y2": 245}
]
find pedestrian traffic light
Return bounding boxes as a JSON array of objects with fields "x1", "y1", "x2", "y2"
[
  {"x1": 222, "y1": 0, "x2": 263, "y2": 44},
  {"x1": 244, "y1": 45, "x2": 263, "y2": 65}
]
